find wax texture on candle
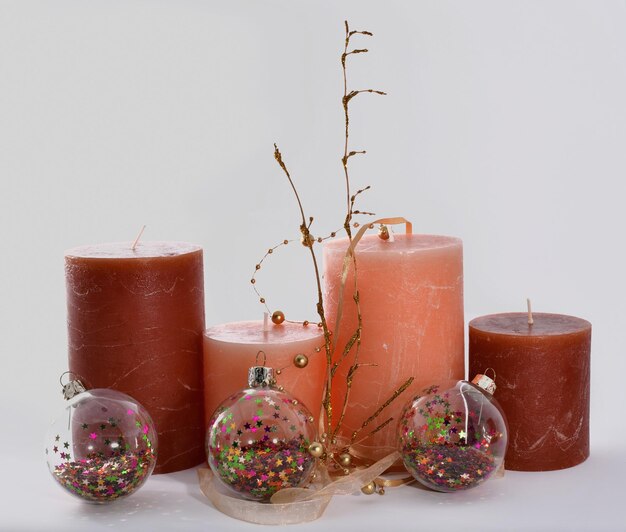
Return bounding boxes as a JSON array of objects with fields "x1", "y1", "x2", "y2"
[
  {"x1": 203, "y1": 321, "x2": 325, "y2": 430},
  {"x1": 469, "y1": 312, "x2": 591, "y2": 471},
  {"x1": 323, "y1": 234, "x2": 465, "y2": 463},
  {"x1": 65, "y1": 241, "x2": 206, "y2": 474}
]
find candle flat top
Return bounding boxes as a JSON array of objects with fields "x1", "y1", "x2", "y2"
[
  {"x1": 205, "y1": 321, "x2": 324, "y2": 345},
  {"x1": 65, "y1": 241, "x2": 202, "y2": 259},
  {"x1": 323, "y1": 233, "x2": 461, "y2": 255},
  {"x1": 469, "y1": 312, "x2": 591, "y2": 336}
]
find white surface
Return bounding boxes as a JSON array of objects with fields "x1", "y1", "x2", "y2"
[
  {"x1": 3, "y1": 446, "x2": 626, "y2": 531},
  {"x1": 1, "y1": 1, "x2": 625, "y2": 530}
]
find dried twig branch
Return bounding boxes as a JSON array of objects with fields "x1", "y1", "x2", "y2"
[
  {"x1": 270, "y1": 22, "x2": 412, "y2": 471},
  {"x1": 273, "y1": 144, "x2": 334, "y2": 425},
  {"x1": 330, "y1": 20, "x2": 386, "y2": 441},
  {"x1": 350, "y1": 376, "x2": 415, "y2": 443}
]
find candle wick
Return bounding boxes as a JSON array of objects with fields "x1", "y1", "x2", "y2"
[
  {"x1": 527, "y1": 298, "x2": 534, "y2": 326},
  {"x1": 131, "y1": 225, "x2": 146, "y2": 251}
]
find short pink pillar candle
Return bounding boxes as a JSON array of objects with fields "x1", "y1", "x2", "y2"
[{"x1": 203, "y1": 321, "x2": 325, "y2": 429}]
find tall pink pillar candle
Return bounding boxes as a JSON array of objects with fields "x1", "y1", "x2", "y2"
[
  {"x1": 203, "y1": 321, "x2": 325, "y2": 429},
  {"x1": 323, "y1": 234, "x2": 464, "y2": 463}
]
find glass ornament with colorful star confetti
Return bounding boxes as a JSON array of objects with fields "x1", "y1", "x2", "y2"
[
  {"x1": 206, "y1": 355, "x2": 317, "y2": 501},
  {"x1": 45, "y1": 374, "x2": 157, "y2": 502},
  {"x1": 398, "y1": 373, "x2": 508, "y2": 492}
]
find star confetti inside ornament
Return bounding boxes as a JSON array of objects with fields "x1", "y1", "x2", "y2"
[
  {"x1": 398, "y1": 374, "x2": 508, "y2": 492},
  {"x1": 206, "y1": 355, "x2": 316, "y2": 501},
  {"x1": 45, "y1": 373, "x2": 157, "y2": 503}
]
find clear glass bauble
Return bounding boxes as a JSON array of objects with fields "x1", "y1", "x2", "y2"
[
  {"x1": 206, "y1": 387, "x2": 316, "y2": 501},
  {"x1": 45, "y1": 389, "x2": 158, "y2": 503},
  {"x1": 398, "y1": 381, "x2": 508, "y2": 492}
]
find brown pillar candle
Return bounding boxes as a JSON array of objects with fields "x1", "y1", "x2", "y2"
[
  {"x1": 65, "y1": 241, "x2": 206, "y2": 474},
  {"x1": 468, "y1": 312, "x2": 591, "y2": 471}
]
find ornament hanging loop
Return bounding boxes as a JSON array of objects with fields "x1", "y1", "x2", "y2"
[
  {"x1": 59, "y1": 371, "x2": 86, "y2": 401},
  {"x1": 59, "y1": 370, "x2": 77, "y2": 387},
  {"x1": 484, "y1": 367, "x2": 496, "y2": 382},
  {"x1": 256, "y1": 350, "x2": 267, "y2": 367}
]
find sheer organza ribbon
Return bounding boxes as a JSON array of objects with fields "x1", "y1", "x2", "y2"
[{"x1": 198, "y1": 451, "x2": 400, "y2": 525}]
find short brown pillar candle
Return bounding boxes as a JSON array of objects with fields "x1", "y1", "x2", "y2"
[
  {"x1": 65, "y1": 241, "x2": 206, "y2": 474},
  {"x1": 469, "y1": 311, "x2": 591, "y2": 471}
]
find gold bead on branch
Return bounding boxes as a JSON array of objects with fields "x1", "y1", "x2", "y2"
[
  {"x1": 378, "y1": 225, "x2": 390, "y2": 241},
  {"x1": 271, "y1": 310, "x2": 285, "y2": 325},
  {"x1": 308, "y1": 442, "x2": 324, "y2": 458},
  {"x1": 293, "y1": 354, "x2": 309, "y2": 368},
  {"x1": 361, "y1": 482, "x2": 376, "y2": 495},
  {"x1": 338, "y1": 453, "x2": 352, "y2": 467}
]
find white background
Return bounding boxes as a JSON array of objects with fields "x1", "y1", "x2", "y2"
[{"x1": 1, "y1": 1, "x2": 625, "y2": 530}]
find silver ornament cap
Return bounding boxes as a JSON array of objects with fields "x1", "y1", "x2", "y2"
[
  {"x1": 62, "y1": 378, "x2": 86, "y2": 400},
  {"x1": 248, "y1": 366, "x2": 275, "y2": 388},
  {"x1": 471, "y1": 373, "x2": 496, "y2": 395}
]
